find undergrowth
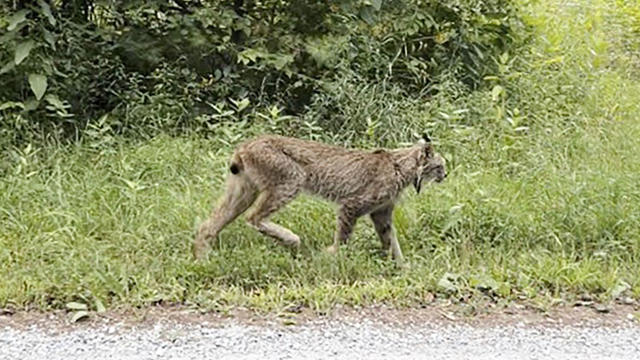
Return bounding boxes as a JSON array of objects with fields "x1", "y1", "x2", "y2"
[{"x1": 1, "y1": 0, "x2": 639, "y2": 312}]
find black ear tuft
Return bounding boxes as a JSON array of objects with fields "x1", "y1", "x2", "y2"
[
  {"x1": 230, "y1": 163, "x2": 240, "y2": 174},
  {"x1": 422, "y1": 133, "x2": 431, "y2": 143}
]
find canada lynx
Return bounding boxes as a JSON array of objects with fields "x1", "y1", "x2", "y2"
[{"x1": 194, "y1": 134, "x2": 446, "y2": 266}]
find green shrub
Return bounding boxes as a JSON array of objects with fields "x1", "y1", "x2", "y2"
[{"x1": 1, "y1": 0, "x2": 526, "y2": 143}]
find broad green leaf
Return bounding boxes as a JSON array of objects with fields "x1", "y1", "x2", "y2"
[
  {"x1": 7, "y1": 9, "x2": 29, "y2": 31},
  {"x1": 44, "y1": 94, "x2": 64, "y2": 109},
  {"x1": 23, "y1": 99, "x2": 40, "y2": 111},
  {"x1": 359, "y1": 6, "x2": 376, "y2": 25},
  {"x1": 269, "y1": 105, "x2": 281, "y2": 118},
  {"x1": 70, "y1": 311, "x2": 90, "y2": 323},
  {"x1": 28, "y1": 74, "x2": 47, "y2": 100},
  {"x1": 499, "y1": 52, "x2": 509, "y2": 64},
  {"x1": 0, "y1": 30, "x2": 16, "y2": 44},
  {"x1": 230, "y1": 98, "x2": 250, "y2": 112},
  {"x1": 611, "y1": 280, "x2": 631, "y2": 299},
  {"x1": 435, "y1": 32, "x2": 448, "y2": 44},
  {"x1": 237, "y1": 48, "x2": 261, "y2": 64},
  {"x1": 15, "y1": 40, "x2": 35, "y2": 65},
  {"x1": 371, "y1": 0, "x2": 382, "y2": 11},
  {"x1": 0, "y1": 61, "x2": 15, "y2": 75},
  {"x1": 497, "y1": 283, "x2": 511, "y2": 297},
  {"x1": 271, "y1": 54, "x2": 294, "y2": 70},
  {"x1": 43, "y1": 29, "x2": 56, "y2": 50},
  {"x1": 65, "y1": 302, "x2": 88, "y2": 311},
  {"x1": 38, "y1": 0, "x2": 56, "y2": 26},
  {"x1": 437, "y1": 272, "x2": 460, "y2": 293}
]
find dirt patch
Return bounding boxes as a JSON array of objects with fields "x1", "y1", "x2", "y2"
[{"x1": 2, "y1": 299, "x2": 639, "y2": 332}]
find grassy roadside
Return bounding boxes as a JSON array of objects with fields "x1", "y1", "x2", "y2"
[{"x1": 1, "y1": 0, "x2": 640, "y2": 312}]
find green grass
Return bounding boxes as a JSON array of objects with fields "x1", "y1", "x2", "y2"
[
  {"x1": 1, "y1": 120, "x2": 639, "y2": 311},
  {"x1": 1, "y1": 0, "x2": 640, "y2": 312}
]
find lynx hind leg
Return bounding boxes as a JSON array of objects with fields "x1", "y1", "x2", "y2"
[
  {"x1": 194, "y1": 172, "x2": 257, "y2": 260},
  {"x1": 246, "y1": 187, "x2": 301, "y2": 247}
]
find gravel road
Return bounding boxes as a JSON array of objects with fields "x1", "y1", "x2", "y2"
[{"x1": 2, "y1": 315, "x2": 639, "y2": 360}]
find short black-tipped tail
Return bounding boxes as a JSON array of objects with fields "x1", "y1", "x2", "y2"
[{"x1": 229, "y1": 153, "x2": 243, "y2": 175}]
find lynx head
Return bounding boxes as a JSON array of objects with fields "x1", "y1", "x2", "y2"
[{"x1": 413, "y1": 134, "x2": 446, "y2": 193}]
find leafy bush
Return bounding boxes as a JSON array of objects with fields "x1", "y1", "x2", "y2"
[{"x1": 1, "y1": 0, "x2": 526, "y2": 144}]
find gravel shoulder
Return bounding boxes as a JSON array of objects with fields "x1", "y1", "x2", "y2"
[{"x1": 2, "y1": 304, "x2": 639, "y2": 360}]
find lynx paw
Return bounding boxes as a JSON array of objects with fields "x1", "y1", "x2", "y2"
[
  {"x1": 286, "y1": 234, "x2": 301, "y2": 247},
  {"x1": 193, "y1": 246, "x2": 209, "y2": 261},
  {"x1": 325, "y1": 245, "x2": 338, "y2": 255}
]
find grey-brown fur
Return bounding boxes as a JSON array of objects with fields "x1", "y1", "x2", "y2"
[{"x1": 194, "y1": 134, "x2": 446, "y2": 266}]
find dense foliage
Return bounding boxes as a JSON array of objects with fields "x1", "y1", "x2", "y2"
[{"x1": 1, "y1": 0, "x2": 524, "y2": 144}]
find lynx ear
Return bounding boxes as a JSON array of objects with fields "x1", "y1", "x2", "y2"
[
  {"x1": 417, "y1": 133, "x2": 431, "y2": 146},
  {"x1": 418, "y1": 138, "x2": 433, "y2": 162}
]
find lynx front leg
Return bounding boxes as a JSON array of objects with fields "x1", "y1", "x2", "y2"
[
  {"x1": 370, "y1": 206, "x2": 404, "y2": 267},
  {"x1": 326, "y1": 207, "x2": 357, "y2": 255},
  {"x1": 370, "y1": 206, "x2": 393, "y2": 253}
]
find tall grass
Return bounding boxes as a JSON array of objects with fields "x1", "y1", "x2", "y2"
[{"x1": 1, "y1": 0, "x2": 639, "y2": 311}]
